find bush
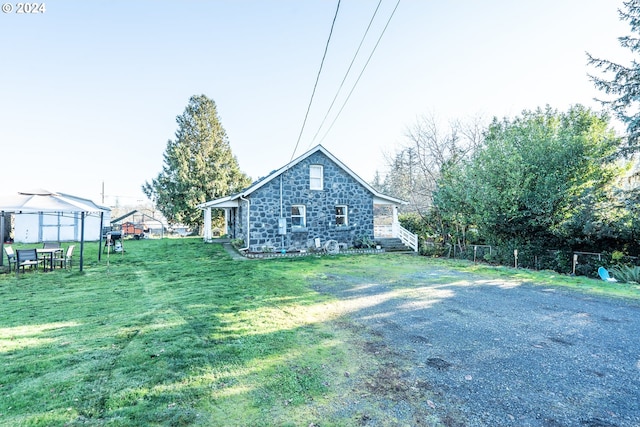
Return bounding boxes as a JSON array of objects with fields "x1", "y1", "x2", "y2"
[
  {"x1": 399, "y1": 213, "x2": 433, "y2": 237},
  {"x1": 353, "y1": 235, "x2": 375, "y2": 249},
  {"x1": 610, "y1": 265, "x2": 640, "y2": 283},
  {"x1": 419, "y1": 242, "x2": 447, "y2": 257}
]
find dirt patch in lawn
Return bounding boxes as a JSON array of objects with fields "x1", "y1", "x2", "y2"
[{"x1": 312, "y1": 265, "x2": 640, "y2": 427}]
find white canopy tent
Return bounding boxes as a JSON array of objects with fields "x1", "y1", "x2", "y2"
[{"x1": 0, "y1": 190, "x2": 110, "y2": 272}]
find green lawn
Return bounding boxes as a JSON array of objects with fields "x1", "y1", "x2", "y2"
[{"x1": 1, "y1": 238, "x2": 638, "y2": 426}]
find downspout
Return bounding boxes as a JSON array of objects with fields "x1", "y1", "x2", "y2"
[
  {"x1": 280, "y1": 174, "x2": 284, "y2": 250},
  {"x1": 239, "y1": 195, "x2": 250, "y2": 251},
  {"x1": 0, "y1": 211, "x2": 4, "y2": 268}
]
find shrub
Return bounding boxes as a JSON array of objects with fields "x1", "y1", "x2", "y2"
[
  {"x1": 353, "y1": 235, "x2": 375, "y2": 249},
  {"x1": 419, "y1": 243, "x2": 447, "y2": 257},
  {"x1": 610, "y1": 265, "x2": 640, "y2": 283}
]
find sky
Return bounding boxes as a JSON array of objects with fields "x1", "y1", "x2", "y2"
[{"x1": 0, "y1": 0, "x2": 633, "y2": 208}]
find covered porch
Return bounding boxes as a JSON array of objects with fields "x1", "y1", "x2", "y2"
[
  {"x1": 198, "y1": 196, "x2": 240, "y2": 243},
  {"x1": 373, "y1": 201, "x2": 418, "y2": 252}
]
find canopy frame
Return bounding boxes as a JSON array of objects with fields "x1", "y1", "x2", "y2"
[{"x1": 0, "y1": 190, "x2": 109, "y2": 272}]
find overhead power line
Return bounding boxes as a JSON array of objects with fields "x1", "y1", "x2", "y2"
[
  {"x1": 308, "y1": 0, "x2": 384, "y2": 147},
  {"x1": 290, "y1": 0, "x2": 341, "y2": 162},
  {"x1": 318, "y1": 0, "x2": 401, "y2": 145}
]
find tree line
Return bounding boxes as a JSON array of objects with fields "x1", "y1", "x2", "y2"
[{"x1": 377, "y1": 107, "x2": 637, "y2": 265}]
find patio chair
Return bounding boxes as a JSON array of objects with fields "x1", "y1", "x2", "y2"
[
  {"x1": 598, "y1": 266, "x2": 618, "y2": 282},
  {"x1": 16, "y1": 248, "x2": 43, "y2": 276},
  {"x1": 53, "y1": 245, "x2": 75, "y2": 270},
  {"x1": 4, "y1": 245, "x2": 16, "y2": 272}
]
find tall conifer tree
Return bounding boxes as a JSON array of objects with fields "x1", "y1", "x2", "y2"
[
  {"x1": 588, "y1": 0, "x2": 640, "y2": 154},
  {"x1": 143, "y1": 95, "x2": 251, "y2": 228}
]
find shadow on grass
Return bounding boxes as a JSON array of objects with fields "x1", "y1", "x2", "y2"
[
  {"x1": 0, "y1": 239, "x2": 356, "y2": 426},
  {"x1": 3, "y1": 239, "x2": 640, "y2": 426}
]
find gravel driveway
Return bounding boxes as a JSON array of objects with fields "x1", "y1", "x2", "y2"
[{"x1": 312, "y1": 266, "x2": 640, "y2": 427}]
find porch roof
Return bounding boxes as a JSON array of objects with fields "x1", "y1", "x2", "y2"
[{"x1": 198, "y1": 195, "x2": 240, "y2": 209}]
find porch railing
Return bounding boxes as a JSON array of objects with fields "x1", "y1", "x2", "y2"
[
  {"x1": 374, "y1": 223, "x2": 419, "y2": 252},
  {"x1": 394, "y1": 222, "x2": 419, "y2": 252}
]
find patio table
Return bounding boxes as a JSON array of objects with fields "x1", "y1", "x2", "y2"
[{"x1": 37, "y1": 247, "x2": 63, "y2": 272}]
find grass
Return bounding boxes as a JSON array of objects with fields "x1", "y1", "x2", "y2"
[
  {"x1": 1, "y1": 238, "x2": 639, "y2": 426},
  {"x1": 0, "y1": 239, "x2": 366, "y2": 426}
]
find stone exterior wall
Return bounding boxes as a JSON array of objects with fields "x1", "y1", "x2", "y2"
[{"x1": 237, "y1": 151, "x2": 374, "y2": 251}]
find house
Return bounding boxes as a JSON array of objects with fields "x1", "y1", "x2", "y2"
[{"x1": 198, "y1": 145, "x2": 416, "y2": 252}]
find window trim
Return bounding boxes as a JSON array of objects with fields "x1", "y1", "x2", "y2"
[
  {"x1": 291, "y1": 204, "x2": 306, "y2": 228},
  {"x1": 335, "y1": 205, "x2": 348, "y2": 227},
  {"x1": 310, "y1": 165, "x2": 323, "y2": 190}
]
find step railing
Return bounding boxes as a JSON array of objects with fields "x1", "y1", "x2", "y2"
[{"x1": 392, "y1": 222, "x2": 418, "y2": 252}]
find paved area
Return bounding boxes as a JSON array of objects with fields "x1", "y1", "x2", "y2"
[
  {"x1": 220, "y1": 242, "x2": 248, "y2": 261},
  {"x1": 313, "y1": 268, "x2": 640, "y2": 426}
]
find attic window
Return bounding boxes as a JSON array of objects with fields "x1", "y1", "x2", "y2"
[{"x1": 310, "y1": 165, "x2": 323, "y2": 190}]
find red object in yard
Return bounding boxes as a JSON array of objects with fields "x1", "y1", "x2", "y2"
[{"x1": 121, "y1": 222, "x2": 147, "y2": 239}]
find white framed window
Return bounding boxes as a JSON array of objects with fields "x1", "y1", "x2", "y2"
[
  {"x1": 291, "y1": 205, "x2": 306, "y2": 228},
  {"x1": 310, "y1": 165, "x2": 323, "y2": 190},
  {"x1": 335, "y1": 205, "x2": 348, "y2": 226}
]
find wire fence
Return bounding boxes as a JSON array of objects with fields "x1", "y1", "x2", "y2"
[{"x1": 421, "y1": 241, "x2": 640, "y2": 278}]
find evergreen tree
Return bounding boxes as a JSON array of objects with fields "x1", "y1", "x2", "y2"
[
  {"x1": 588, "y1": 0, "x2": 640, "y2": 155},
  {"x1": 143, "y1": 95, "x2": 251, "y2": 228}
]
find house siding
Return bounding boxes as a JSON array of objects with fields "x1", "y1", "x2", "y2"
[{"x1": 240, "y1": 151, "x2": 374, "y2": 251}]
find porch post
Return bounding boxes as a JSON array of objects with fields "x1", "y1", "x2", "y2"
[
  {"x1": 224, "y1": 209, "x2": 229, "y2": 236},
  {"x1": 392, "y1": 205, "x2": 399, "y2": 238},
  {"x1": 203, "y1": 207, "x2": 212, "y2": 242}
]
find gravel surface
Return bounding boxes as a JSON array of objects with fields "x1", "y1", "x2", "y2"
[{"x1": 312, "y1": 266, "x2": 640, "y2": 427}]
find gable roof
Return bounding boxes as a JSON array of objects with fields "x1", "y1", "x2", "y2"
[{"x1": 198, "y1": 145, "x2": 406, "y2": 209}]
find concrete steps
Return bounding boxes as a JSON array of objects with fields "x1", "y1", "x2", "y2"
[{"x1": 376, "y1": 237, "x2": 414, "y2": 253}]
